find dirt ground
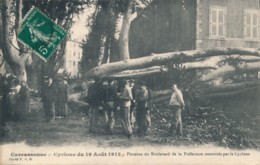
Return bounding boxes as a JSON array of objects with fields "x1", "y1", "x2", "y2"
[
  {"x1": 0, "y1": 94, "x2": 260, "y2": 150},
  {"x1": 0, "y1": 101, "x2": 191, "y2": 148}
]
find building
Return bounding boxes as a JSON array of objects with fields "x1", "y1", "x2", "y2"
[
  {"x1": 129, "y1": 0, "x2": 260, "y2": 83},
  {"x1": 62, "y1": 40, "x2": 83, "y2": 78},
  {"x1": 196, "y1": 0, "x2": 260, "y2": 49},
  {"x1": 129, "y1": 0, "x2": 260, "y2": 57}
]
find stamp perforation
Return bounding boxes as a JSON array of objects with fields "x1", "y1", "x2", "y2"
[{"x1": 17, "y1": 6, "x2": 67, "y2": 62}]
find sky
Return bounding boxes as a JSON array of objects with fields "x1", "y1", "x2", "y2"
[{"x1": 70, "y1": 5, "x2": 95, "y2": 42}]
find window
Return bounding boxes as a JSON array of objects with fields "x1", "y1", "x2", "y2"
[
  {"x1": 209, "y1": 7, "x2": 226, "y2": 38},
  {"x1": 244, "y1": 9, "x2": 259, "y2": 40},
  {"x1": 73, "y1": 61, "x2": 76, "y2": 66}
]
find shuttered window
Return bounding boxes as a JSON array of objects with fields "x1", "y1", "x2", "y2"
[
  {"x1": 209, "y1": 7, "x2": 226, "y2": 38},
  {"x1": 244, "y1": 10, "x2": 259, "y2": 40}
]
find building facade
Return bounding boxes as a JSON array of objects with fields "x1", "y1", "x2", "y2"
[
  {"x1": 196, "y1": 0, "x2": 260, "y2": 49},
  {"x1": 129, "y1": 0, "x2": 260, "y2": 84},
  {"x1": 63, "y1": 40, "x2": 83, "y2": 78},
  {"x1": 129, "y1": 0, "x2": 260, "y2": 56}
]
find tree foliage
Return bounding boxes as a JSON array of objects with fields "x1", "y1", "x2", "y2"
[
  {"x1": 81, "y1": 0, "x2": 154, "y2": 73},
  {"x1": 1, "y1": 0, "x2": 92, "y2": 87}
]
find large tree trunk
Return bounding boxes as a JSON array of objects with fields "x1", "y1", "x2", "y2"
[
  {"x1": 108, "y1": 55, "x2": 260, "y2": 78},
  {"x1": 118, "y1": 0, "x2": 135, "y2": 60},
  {"x1": 0, "y1": 0, "x2": 29, "y2": 82},
  {"x1": 84, "y1": 48, "x2": 260, "y2": 79},
  {"x1": 108, "y1": 66, "x2": 167, "y2": 78}
]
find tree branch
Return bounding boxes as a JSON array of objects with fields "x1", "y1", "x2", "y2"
[
  {"x1": 84, "y1": 48, "x2": 260, "y2": 79},
  {"x1": 200, "y1": 61, "x2": 260, "y2": 81}
]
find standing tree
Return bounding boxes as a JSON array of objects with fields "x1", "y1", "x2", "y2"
[
  {"x1": 0, "y1": 0, "x2": 92, "y2": 85},
  {"x1": 81, "y1": 0, "x2": 154, "y2": 72}
]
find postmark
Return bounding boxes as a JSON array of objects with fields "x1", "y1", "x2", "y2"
[{"x1": 18, "y1": 7, "x2": 67, "y2": 62}]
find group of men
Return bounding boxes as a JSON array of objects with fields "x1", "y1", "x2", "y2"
[
  {"x1": 87, "y1": 79, "x2": 152, "y2": 138},
  {"x1": 0, "y1": 73, "x2": 186, "y2": 138},
  {"x1": 41, "y1": 77, "x2": 69, "y2": 121},
  {"x1": 0, "y1": 74, "x2": 30, "y2": 122},
  {"x1": 87, "y1": 79, "x2": 186, "y2": 138},
  {"x1": 0, "y1": 74, "x2": 69, "y2": 123}
]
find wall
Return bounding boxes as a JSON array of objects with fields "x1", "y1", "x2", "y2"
[
  {"x1": 196, "y1": 0, "x2": 260, "y2": 49},
  {"x1": 129, "y1": 0, "x2": 197, "y2": 59},
  {"x1": 64, "y1": 41, "x2": 83, "y2": 78}
]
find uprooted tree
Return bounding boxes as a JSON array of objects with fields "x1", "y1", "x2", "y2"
[
  {"x1": 83, "y1": 48, "x2": 260, "y2": 79},
  {"x1": 77, "y1": 0, "x2": 260, "y2": 105},
  {"x1": 80, "y1": 47, "x2": 260, "y2": 102}
]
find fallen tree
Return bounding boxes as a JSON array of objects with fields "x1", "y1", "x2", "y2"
[
  {"x1": 201, "y1": 61, "x2": 260, "y2": 81},
  {"x1": 74, "y1": 48, "x2": 260, "y2": 108},
  {"x1": 107, "y1": 55, "x2": 260, "y2": 79},
  {"x1": 152, "y1": 80, "x2": 260, "y2": 103},
  {"x1": 201, "y1": 80, "x2": 260, "y2": 94},
  {"x1": 207, "y1": 86, "x2": 260, "y2": 98},
  {"x1": 84, "y1": 48, "x2": 260, "y2": 79}
]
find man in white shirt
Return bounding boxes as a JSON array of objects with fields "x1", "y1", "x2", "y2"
[
  {"x1": 119, "y1": 80, "x2": 133, "y2": 138},
  {"x1": 169, "y1": 84, "x2": 185, "y2": 135}
]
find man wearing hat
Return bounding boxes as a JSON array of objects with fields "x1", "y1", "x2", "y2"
[
  {"x1": 87, "y1": 79, "x2": 104, "y2": 133},
  {"x1": 118, "y1": 80, "x2": 133, "y2": 138},
  {"x1": 169, "y1": 83, "x2": 185, "y2": 135},
  {"x1": 135, "y1": 82, "x2": 151, "y2": 136},
  {"x1": 44, "y1": 77, "x2": 57, "y2": 121}
]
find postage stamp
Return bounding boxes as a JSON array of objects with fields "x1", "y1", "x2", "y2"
[{"x1": 18, "y1": 7, "x2": 67, "y2": 62}]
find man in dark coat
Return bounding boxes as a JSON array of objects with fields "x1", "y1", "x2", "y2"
[
  {"x1": 1, "y1": 76, "x2": 10, "y2": 121},
  {"x1": 15, "y1": 81, "x2": 30, "y2": 120},
  {"x1": 102, "y1": 80, "x2": 117, "y2": 134},
  {"x1": 135, "y1": 82, "x2": 151, "y2": 136},
  {"x1": 0, "y1": 76, "x2": 8, "y2": 136},
  {"x1": 44, "y1": 77, "x2": 57, "y2": 121},
  {"x1": 56, "y1": 79, "x2": 69, "y2": 117},
  {"x1": 87, "y1": 80, "x2": 103, "y2": 133}
]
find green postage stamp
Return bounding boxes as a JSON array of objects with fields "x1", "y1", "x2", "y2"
[{"x1": 18, "y1": 7, "x2": 67, "y2": 62}]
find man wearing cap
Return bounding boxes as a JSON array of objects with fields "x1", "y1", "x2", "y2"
[{"x1": 169, "y1": 83, "x2": 185, "y2": 135}]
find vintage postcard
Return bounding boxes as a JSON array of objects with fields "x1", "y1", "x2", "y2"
[{"x1": 0, "y1": 0, "x2": 259, "y2": 165}]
